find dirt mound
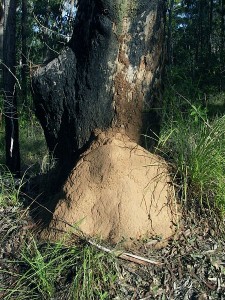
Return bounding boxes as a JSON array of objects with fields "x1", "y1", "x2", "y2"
[{"x1": 45, "y1": 131, "x2": 178, "y2": 244}]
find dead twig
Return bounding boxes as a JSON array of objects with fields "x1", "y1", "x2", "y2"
[{"x1": 88, "y1": 238, "x2": 163, "y2": 266}]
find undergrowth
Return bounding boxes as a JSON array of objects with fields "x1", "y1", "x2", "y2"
[
  {"x1": 1, "y1": 235, "x2": 117, "y2": 300},
  {"x1": 157, "y1": 83, "x2": 225, "y2": 215},
  {"x1": 0, "y1": 165, "x2": 23, "y2": 207}
]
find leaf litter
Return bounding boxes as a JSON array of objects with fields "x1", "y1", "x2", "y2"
[{"x1": 0, "y1": 205, "x2": 225, "y2": 300}]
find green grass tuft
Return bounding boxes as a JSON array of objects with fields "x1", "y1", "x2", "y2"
[
  {"x1": 1, "y1": 236, "x2": 117, "y2": 300},
  {"x1": 157, "y1": 107, "x2": 225, "y2": 215},
  {"x1": 0, "y1": 165, "x2": 23, "y2": 207}
]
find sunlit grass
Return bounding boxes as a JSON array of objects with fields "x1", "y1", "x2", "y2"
[
  {"x1": 1, "y1": 236, "x2": 117, "y2": 300},
  {"x1": 157, "y1": 107, "x2": 225, "y2": 215}
]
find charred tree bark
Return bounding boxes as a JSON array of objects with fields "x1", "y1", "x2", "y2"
[{"x1": 32, "y1": 0, "x2": 165, "y2": 168}]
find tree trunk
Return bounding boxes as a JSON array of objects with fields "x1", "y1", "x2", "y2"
[
  {"x1": 0, "y1": 2, "x2": 4, "y2": 89},
  {"x1": 3, "y1": 0, "x2": 20, "y2": 176},
  {"x1": 208, "y1": 0, "x2": 213, "y2": 58},
  {"x1": 167, "y1": 0, "x2": 174, "y2": 65},
  {"x1": 220, "y1": 0, "x2": 225, "y2": 89},
  {"x1": 32, "y1": 0, "x2": 165, "y2": 169},
  {"x1": 69, "y1": 0, "x2": 75, "y2": 19},
  {"x1": 21, "y1": 0, "x2": 28, "y2": 110}
]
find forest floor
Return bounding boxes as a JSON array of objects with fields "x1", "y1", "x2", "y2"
[{"x1": 1, "y1": 201, "x2": 225, "y2": 300}]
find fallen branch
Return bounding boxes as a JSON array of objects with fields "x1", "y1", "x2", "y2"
[
  {"x1": 87, "y1": 238, "x2": 163, "y2": 266},
  {"x1": 116, "y1": 252, "x2": 163, "y2": 266}
]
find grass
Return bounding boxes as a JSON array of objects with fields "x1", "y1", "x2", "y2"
[
  {"x1": 0, "y1": 165, "x2": 23, "y2": 207},
  {"x1": 0, "y1": 122, "x2": 4, "y2": 164},
  {"x1": 68, "y1": 243, "x2": 117, "y2": 300},
  {"x1": 157, "y1": 94, "x2": 225, "y2": 215},
  {"x1": 1, "y1": 235, "x2": 117, "y2": 300}
]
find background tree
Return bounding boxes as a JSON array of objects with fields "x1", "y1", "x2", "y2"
[
  {"x1": 0, "y1": 0, "x2": 76, "y2": 171},
  {"x1": 0, "y1": 1, "x2": 4, "y2": 88},
  {"x1": 21, "y1": 0, "x2": 28, "y2": 110},
  {"x1": 3, "y1": 0, "x2": 20, "y2": 175},
  {"x1": 30, "y1": 0, "x2": 75, "y2": 64},
  {"x1": 16, "y1": 0, "x2": 75, "y2": 118},
  {"x1": 166, "y1": 0, "x2": 225, "y2": 94},
  {"x1": 166, "y1": 0, "x2": 174, "y2": 65}
]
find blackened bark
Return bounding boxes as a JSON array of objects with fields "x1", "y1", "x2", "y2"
[
  {"x1": 32, "y1": 0, "x2": 165, "y2": 167},
  {"x1": 3, "y1": 0, "x2": 20, "y2": 176}
]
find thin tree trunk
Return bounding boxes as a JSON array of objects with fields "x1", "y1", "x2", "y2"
[
  {"x1": 21, "y1": 0, "x2": 28, "y2": 110},
  {"x1": 0, "y1": 2, "x2": 4, "y2": 130},
  {"x1": 167, "y1": 0, "x2": 174, "y2": 65},
  {"x1": 194, "y1": 0, "x2": 203, "y2": 65},
  {"x1": 0, "y1": 2, "x2": 3, "y2": 61},
  {"x1": 220, "y1": 0, "x2": 225, "y2": 57},
  {"x1": 3, "y1": 0, "x2": 20, "y2": 176},
  {"x1": 70, "y1": 0, "x2": 75, "y2": 19},
  {"x1": 208, "y1": 0, "x2": 213, "y2": 57},
  {"x1": 220, "y1": 0, "x2": 225, "y2": 89}
]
